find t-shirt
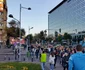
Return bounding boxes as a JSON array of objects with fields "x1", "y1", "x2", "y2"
[{"x1": 80, "y1": 41, "x2": 85, "y2": 47}]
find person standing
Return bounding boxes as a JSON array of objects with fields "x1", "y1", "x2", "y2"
[
  {"x1": 80, "y1": 35, "x2": 85, "y2": 53},
  {"x1": 35, "y1": 47, "x2": 40, "y2": 59},
  {"x1": 40, "y1": 50, "x2": 47, "y2": 70},
  {"x1": 80, "y1": 35, "x2": 85, "y2": 47},
  {"x1": 54, "y1": 48, "x2": 58, "y2": 67},
  {"x1": 49, "y1": 52, "x2": 55, "y2": 70},
  {"x1": 62, "y1": 53, "x2": 69, "y2": 70},
  {"x1": 14, "y1": 48, "x2": 18, "y2": 60},
  {"x1": 68, "y1": 45, "x2": 85, "y2": 70}
]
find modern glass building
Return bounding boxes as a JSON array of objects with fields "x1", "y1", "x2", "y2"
[{"x1": 48, "y1": 0, "x2": 85, "y2": 37}]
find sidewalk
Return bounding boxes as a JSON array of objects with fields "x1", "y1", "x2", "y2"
[
  {"x1": 45, "y1": 56, "x2": 63, "y2": 70},
  {"x1": 45, "y1": 61, "x2": 63, "y2": 70}
]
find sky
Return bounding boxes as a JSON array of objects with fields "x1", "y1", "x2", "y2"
[{"x1": 7, "y1": 0, "x2": 63, "y2": 35}]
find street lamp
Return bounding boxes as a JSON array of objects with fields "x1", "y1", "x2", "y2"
[
  {"x1": 9, "y1": 14, "x2": 13, "y2": 18},
  {"x1": 26, "y1": 26, "x2": 33, "y2": 51},
  {"x1": 9, "y1": 14, "x2": 21, "y2": 61},
  {"x1": 9, "y1": 14, "x2": 20, "y2": 23},
  {"x1": 26, "y1": 26, "x2": 33, "y2": 57},
  {"x1": 20, "y1": 4, "x2": 31, "y2": 39},
  {"x1": 29, "y1": 27, "x2": 33, "y2": 34},
  {"x1": 9, "y1": 4, "x2": 31, "y2": 61},
  {"x1": 19, "y1": 4, "x2": 31, "y2": 61}
]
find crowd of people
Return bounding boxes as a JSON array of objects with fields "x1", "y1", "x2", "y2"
[
  {"x1": 25, "y1": 42, "x2": 85, "y2": 70},
  {"x1": 9, "y1": 35, "x2": 85, "y2": 70}
]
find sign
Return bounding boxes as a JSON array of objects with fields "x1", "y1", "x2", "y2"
[{"x1": 0, "y1": 0, "x2": 3, "y2": 12}]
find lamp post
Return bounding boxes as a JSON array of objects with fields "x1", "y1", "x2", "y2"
[
  {"x1": 20, "y1": 5, "x2": 31, "y2": 60},
  {"x1": 19, "y1": 4, "x2": 31, "y2": 40},
  {"x1": 29, "y1": 27, "x2": 33, "y2": 34},
  {"x1": 26, "y1": 27, "x2": 33, "y2": 52},
  {"x1": 9, "y1": 4, "x2": 31, "y2": 61},
  {"x1": 9, "y1": 14, "x2": 21, "y2": 61},
  {"x1": 20, "y1": 4, "x2": 31, "y2": 61}
]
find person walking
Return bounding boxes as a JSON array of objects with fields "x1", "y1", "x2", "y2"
[
  {"x1": 35, "y1": 48, "x2": 39, "y2": 59},
  {"x1": 49, "y1": 52, "x2": 55, "y2": 70},
  {"x1": 31, "y1": 47, "x2": 35, "y2": 62},
  {"x1": 68, "y1": 45, "x2": 85, "y2": 70},
  {"x1": 40, "y1": 50, "x2": 47, "y2": 70}
]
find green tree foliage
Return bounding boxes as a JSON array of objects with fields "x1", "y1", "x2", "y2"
[
  {"x1": 21, "y1": 28, "x2": 25, "y2": 36},
  {"x1": 57, "y1": 35, "x2": 62, "y2": 42},
  {"x1": 9, "y1": 20, "x2": 16, "y2": 27},
  {"x1": 33, "y1": 33, "x2": 40, "y2": 40},
  {"x1": 26, "y1": 34, "x2": 33, "y2": 43},
  {"x1": 45, "y1": 37, "x2": 53, "y2": 42},
  {"x1": 63, "y1": 33, "x2": 72, "y2": 40},
  {"x1": 39, "y1": 31, "x2": 45, "y2": 40},
  {"x1": 33, "y1": 31, "x2": 47, "y2": 43},
  {"x1": 7, "y1": 20, "x2": 26, "y2": 38}
]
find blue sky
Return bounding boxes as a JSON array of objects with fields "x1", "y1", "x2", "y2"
[{"x1": 7, "y1": 0, "x2": 62, "y2": 35}]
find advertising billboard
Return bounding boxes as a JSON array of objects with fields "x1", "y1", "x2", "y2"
[{"x1": 0, "y1": 0, "x2": 3, "y2": 12}]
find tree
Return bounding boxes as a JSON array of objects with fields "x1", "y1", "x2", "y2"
[
  {"x1": 9, "y1": 20, "x2": 17, "y2": 27},
  {"x1": 21, "y1": 28, "x2": 26, "y2": 36},
  {"x1": 25, "y1": 34, "x2": 33, "y2": 43},
  {"x1": 63, "y1": 33, "x2": 72, "y2": 40},
  {"x1": 63, "y1": 32, "x2": 72, "y2": 45},
  {"x1": 7, "y1": 20, "x2": 26, "y2": 38},
  {"x1": 45, "y1": 37, "x2": 53, "y2": 42},
  {"x1": 33, "y1": 33, "x2": 40, "y2": 39},
  {"x1": 39, "y1": 31, "x2": 45, "y2": 40},
  {"x1": 7, "y1": 27, "x2": 17, "y2": 38},
  {"x1": 57, "y1": 35, "x2": 62, "y2": 42}
]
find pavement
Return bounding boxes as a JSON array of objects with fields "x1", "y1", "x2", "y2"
[{"x1": 0, "y1": 47, "x2": 63, "y2": 70}]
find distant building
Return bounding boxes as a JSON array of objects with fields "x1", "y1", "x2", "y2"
[
  {"x1": 48, "y1": 0, "x2": 85, "y2": 37},
  {"x1": 0, "y1": 0, "x2": 7, "y2": 45}
]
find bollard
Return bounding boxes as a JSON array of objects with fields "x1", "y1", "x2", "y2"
[
  {"x1": 4, "y1": 56, "x2": 6, "y2": 60},
  {"x1": 31, "y1": 57, "x2": 33, "y2": 62},
  {"x1": 23, "y1": 56, "x2": 25, "y2": 61},
  {"x1": 8, "y1": 57, "x2": 10, "y2": 61}
]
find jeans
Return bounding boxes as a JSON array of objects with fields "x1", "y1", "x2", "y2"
[
  {"x1": 54, "y1": 55, "x2": 57, "y2": 67},
  {"x1": 41, "y1": 62, "x2": 45, "y2": 70},
  {"x1": 50, "y1": 64, "x2": 54, "y2": 70},
  {"x1": 36, "y1": 53, "x2": 39, "y2": 59}
]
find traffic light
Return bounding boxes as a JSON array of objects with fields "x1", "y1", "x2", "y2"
[
  {"x1": 59, "y1": 28, "x2": 61, "y2": 33},
  {"x1": 55, "y1": 31, "x2": 58, "y2": 37}
]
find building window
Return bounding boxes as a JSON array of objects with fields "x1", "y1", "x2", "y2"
[{"x1": 67, "y1": 0, "x2": 71, "y2": 3}]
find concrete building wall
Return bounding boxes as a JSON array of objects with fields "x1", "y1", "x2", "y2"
[{"x1": 0, "y1": 0, "x2": 7, "y2": 45}]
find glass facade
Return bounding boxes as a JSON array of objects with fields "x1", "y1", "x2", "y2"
[{"x1": 48, "y1": 0, "x2": 85, "y2": 37}]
